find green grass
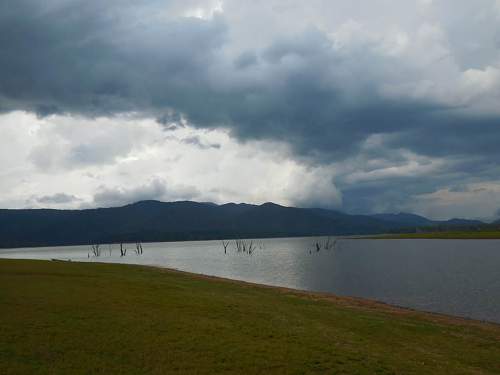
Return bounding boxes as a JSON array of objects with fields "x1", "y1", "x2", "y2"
[
  {"x1": 1, "y1": 259, "x2": 499, "y2": 374},
  {"x1": 371, "y1": 231, "x2": 500, "y2": 239}
]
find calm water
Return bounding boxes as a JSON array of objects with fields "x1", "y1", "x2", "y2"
[{"x1": 1, "y1": 237, "x2": 499, "y2": 323}]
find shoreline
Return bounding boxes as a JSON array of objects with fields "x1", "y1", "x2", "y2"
[
  {"x1": 3, "y1": 256, "x2": 499, "y2": 328},
  {"x1": 152, "y1": 265, "x2": 500, "y2": 328},
  {"x1": 83, "y1": 259, "x2": 500, "y2": 329},
  {"x1": 2, "y1": 258, "x2": 499, "y2": 373},
  {"x1": 361, "y1": 232, "x2": 500, "y2": 240}
]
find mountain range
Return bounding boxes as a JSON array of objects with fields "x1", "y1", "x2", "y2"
[{"x1": 0, "y1": 200, "x2": 484, "y2": 248}]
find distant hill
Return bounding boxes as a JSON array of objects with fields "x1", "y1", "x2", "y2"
[
  {"x1": 444, "y1": 218, "x2": 484, "y2": 226},
  {"x1": 370, "y1": 213, "x2": 483, "y2": 228},
  {"x1": 0, "y1": 201, "x2": 485, "y2": 248},
  {"x1": 370, "y1": 213, "x2": 433, "y2": 227}
]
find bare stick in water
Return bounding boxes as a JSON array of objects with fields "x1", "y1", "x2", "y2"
[{"x1": 222, "y1": 240, "x2": 230, "y2": 254}]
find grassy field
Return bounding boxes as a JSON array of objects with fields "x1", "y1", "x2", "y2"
[
  {"x1": 370, "y1": 231, "x2": 500, "y2": 239},
  {"x1": 1, "y1": 259, "x2": 499, "y2": 374}
]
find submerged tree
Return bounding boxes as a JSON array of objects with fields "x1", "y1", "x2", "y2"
[
  {"x1": 135, "y1": 242, "x2": 144, "y2": 255},
  {"x1": 233, "y1": 239, "x2": 256, "y2": 255},
  {"x1": 90, "y1": 244, "x2": 101, "y2": 257}
]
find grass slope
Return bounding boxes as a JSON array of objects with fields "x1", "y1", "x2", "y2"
[
  {"x1": 1, "y1": 259, "x2": 499, "y2": 374},
  {"x1": 372, "y1": 231, "x2": 500, "y2": 239}
]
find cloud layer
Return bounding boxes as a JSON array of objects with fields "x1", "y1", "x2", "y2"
[
  {"x1": 1, "y1": 1, "x2": 500, "y2": 219},
  {"x1": 0, "y1": 112, "x2": 342, "y2": 212}
]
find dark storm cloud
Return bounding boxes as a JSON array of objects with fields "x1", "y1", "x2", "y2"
[
  {"x1": 156, "y1": 111, "x2": 184, "y2": 129},
  {"x1": 181, "y1": 135, "x2": 221, "y2": 149},
  {"x1": 340, "y1": 172, "x2": 450, "y2": 214},
  {"x1": 0, "y1": 0, "x2": 227, "y2": 116},
  {"x1": 233, "y1": 51, "x2": 258, "y2": 69},
  {"x1": 35, "y1": 193, "x2": 81, "y2": 204},
  {"x1": 0, "y1": 1, "x2": 496, "y2": 162},
  {"x1": 2, "y1": 0, "x2": 500, "y2": 213}
]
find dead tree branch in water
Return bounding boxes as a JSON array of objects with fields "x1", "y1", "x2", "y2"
[
  {"x1": 91, "y1": 244, "x2": 101, "y2": 257},
  {"x1": 135, "y1": 242, "x2": 144, "y2": 255},
  {"x1": 235, "y1": 239, "x2": 242, "y2": 252},
  {"x1": 308, "y1": 237, "x2": 338, "y2": 254},
  {"x1": 324, "y1": 237, "x2": 331, "y2": 250},
  {"x1": 247, "y1": 240, "x2": 255, "y2": 254},
  {"x1": 233, "y1": 239, "x2": 257, "y2": 255},
  {"x1": 120, "y1": 243, "x2": 127, "y2": 257}
]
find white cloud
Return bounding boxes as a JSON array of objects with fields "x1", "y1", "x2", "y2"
[
  {"x1": 0, "y1": 111, "x2": 342, "y2": 210},
  {"x1": 183, "y1": 0, "x2": 223, "y2": 19},
  {"x1": 409, "y1": 182, "x2": 500, "y2": 221},
  {"x1": 494, "y1": 0, "x2": 500, "y2": 18},
  {"x1": 91, "y1": 178, "x2": 199, "y2": 208}
]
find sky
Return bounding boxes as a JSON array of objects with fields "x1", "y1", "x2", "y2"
[{"x1": 1, "y1": 0, "x2": 500, "y2": 220}]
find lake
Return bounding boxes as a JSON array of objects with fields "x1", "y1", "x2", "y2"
[{"x1": 1, "y1": 237, "x2": 499, "y2": 324}]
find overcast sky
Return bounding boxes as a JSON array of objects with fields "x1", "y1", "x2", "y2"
[{"x1": 1, "y1": 0, "x2": 500, "y2": 220}]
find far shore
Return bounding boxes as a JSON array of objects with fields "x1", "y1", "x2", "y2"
[
  {"x1": 361, "y1": 231, "x2": 500, "y2": 239},
  {"x1": 3, "y1": 230, "x2": 500, "y2": 250}
]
